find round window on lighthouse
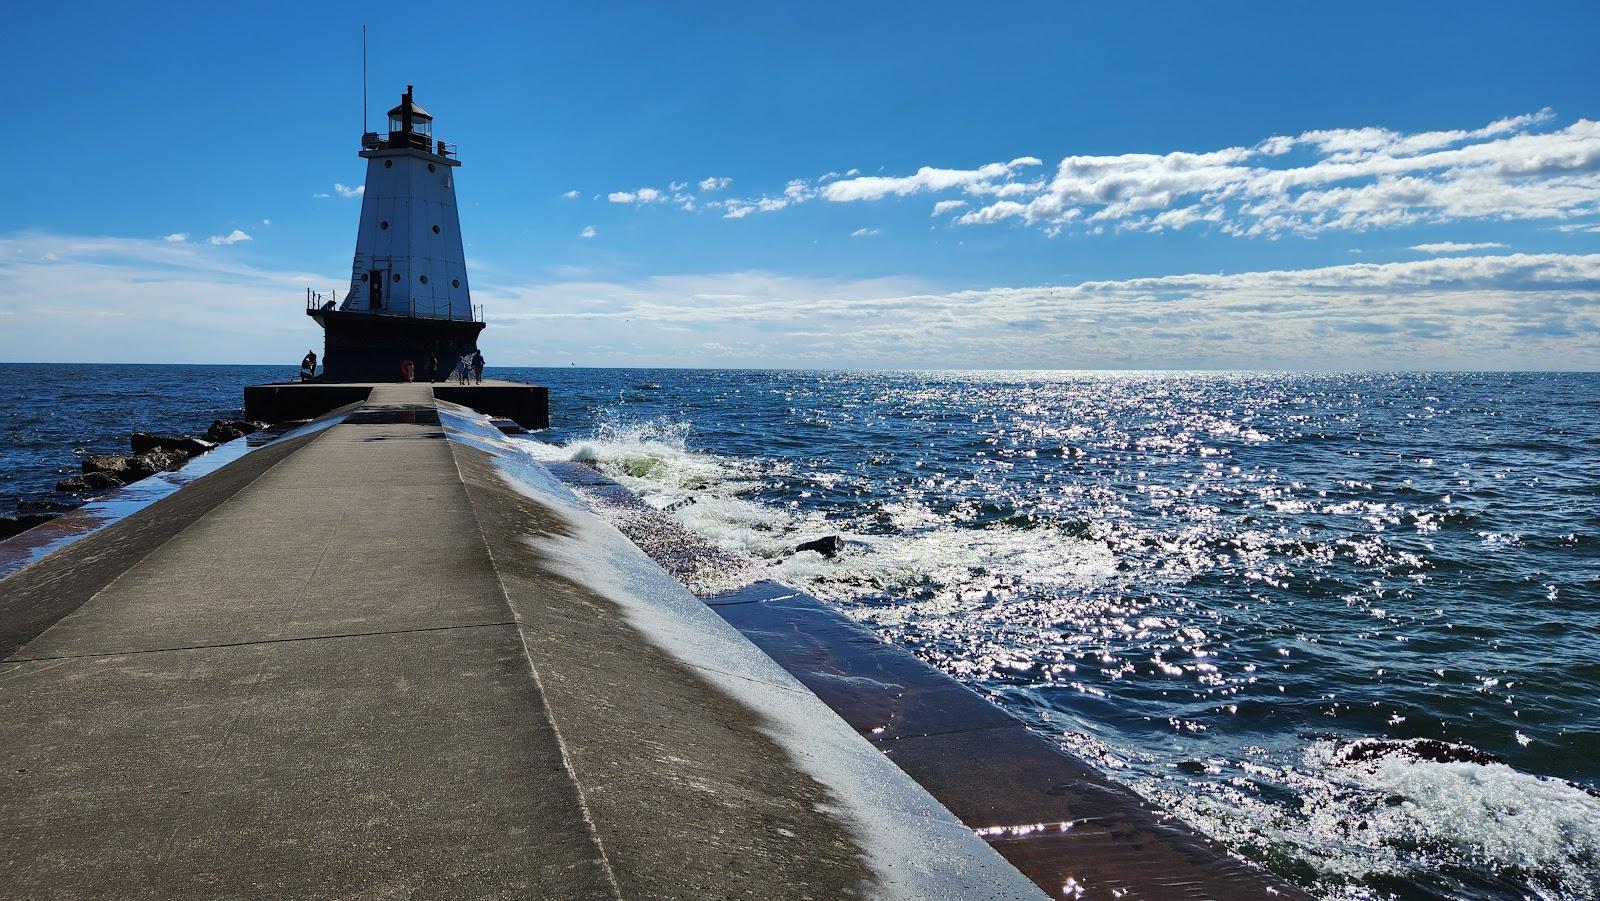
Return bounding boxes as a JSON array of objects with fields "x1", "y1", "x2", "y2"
[
  {"x1": 384, "y1": 159, "x2": 393, "y2": 169},
  {"x1": 427, "y1": 163, "x2": 436, "y2": 173},
  {"x1": 379, "y1": 220, "x2": 388, "y2": 230},
  {"x1": 360, "y1": 273, "x2": 368, "y2": 282},
  {"x1": 432, "y1": 225, "x2": 441, "y2": 234},
  {"x1": 452, "y1": 279, "x2": 460, "y2": 288},
  {"x1": 419, "y1": 275, "x2": 428, "y2": 285},
  {"x1": 392, "y1": 274, "x2": 401, "y2": 283}
]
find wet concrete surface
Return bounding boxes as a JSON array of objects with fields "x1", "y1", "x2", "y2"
[{"x1": 545, "y1": 460, "x2": 764, "y2": 595}]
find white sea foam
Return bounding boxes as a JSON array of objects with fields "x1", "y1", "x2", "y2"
[
  {"x1": 528, "y1": 413, "x2": 1119, "y2": 615},
  {"x1": 1134, "y1": 736, "x2": 1600, "y2": 899}
]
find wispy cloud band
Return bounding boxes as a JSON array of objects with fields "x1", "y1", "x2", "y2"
[{"x1": 3, "y1": 231, "x2": 1595, "y2": 368}]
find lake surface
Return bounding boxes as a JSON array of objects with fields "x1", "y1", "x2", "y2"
[{"x1": 3, "y1": 364, "x2": 1597, "y2": 899}]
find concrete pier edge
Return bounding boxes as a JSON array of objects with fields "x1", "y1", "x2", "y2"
[{"x1": 544, "y1": 459, "x2": 1315, "y2": 901}]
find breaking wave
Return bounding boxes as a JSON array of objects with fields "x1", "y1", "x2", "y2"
[
  {"x1": 528, "y1": 410, "x2": 1119, "y2": 614},
  {"x1": 1129, "y1": 736, "x2": 1600, "y2": 899}
]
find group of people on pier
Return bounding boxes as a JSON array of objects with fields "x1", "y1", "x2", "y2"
[
  {"x1": 400, "y1": 350, "x2": 485, "y2": 384},
  {"x1": 297, "y1": 349, "x2": 485, "y2": 384}
]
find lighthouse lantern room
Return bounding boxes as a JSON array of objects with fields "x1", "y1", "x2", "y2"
[{"x1": 307, "y1": 85, "x2": 485, "y2": 381}]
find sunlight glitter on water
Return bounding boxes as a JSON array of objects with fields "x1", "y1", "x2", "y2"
[{"x1": 524, "y1": 369, "x2": 1600, "y2": 899}]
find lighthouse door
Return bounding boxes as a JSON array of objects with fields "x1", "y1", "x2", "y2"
[{"x1": 368, "y1": 269, "x2": 387, "y2": 310}]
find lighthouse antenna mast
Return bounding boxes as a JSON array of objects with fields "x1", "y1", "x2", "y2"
[{"x1": 361, "y1": 25, "x2": 369, "y2": 133}]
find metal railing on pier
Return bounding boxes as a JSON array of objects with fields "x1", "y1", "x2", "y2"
[
  {"x1": 305, "y1": 288, "x2": 480, "y2": 323},
  {"x1": 405, "y1": 299, "x2": 482, "y2": 322},
  {"x1": 358, "y1": 133, "x2": 458, "y2": 159}
]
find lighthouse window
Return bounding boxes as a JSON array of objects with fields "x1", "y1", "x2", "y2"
[
  {"x1": 360, "y1": 273, "x2": 368, "y2": 282},
  {"x1": 419, "y1": 275, "x2": 428, "y2": 284},
  {"x1": 379, "y1": 220, "x2": 388, "y2": 230},
  {"x1": 432, "y1": 225, "x2": 441, "y2": 234},
  {"x1": 384, "y1": 159, "x2": 393, "y2": 169},
  {"x1": 427, "y1": 163, "x2": 436, "y2": 173},
  {"x1": 452, "y1": 279, "x2": 460, "y2": 288},
  {"x1": 392, "y1": 274, "x2": 401, "y2": 283}
]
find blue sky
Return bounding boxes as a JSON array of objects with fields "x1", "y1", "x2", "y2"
[{"x1": 2, "y1": 1, "x2": 1598, "y2": 368}]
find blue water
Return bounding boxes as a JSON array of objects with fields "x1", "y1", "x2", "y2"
[
  {"x1": 3, "y1": 365, "x2": 1598, "y2": 899},
  {"x1": 0, "y1": 363, "x2": 285, "y2": 513}
]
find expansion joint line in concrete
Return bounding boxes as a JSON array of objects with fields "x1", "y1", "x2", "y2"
[
  {"x1": 439, "y1": 422, "x2": 626, "y2": 901},
  {"x1": 4, "y1": 621, "x2": 520, "y2": 663}
]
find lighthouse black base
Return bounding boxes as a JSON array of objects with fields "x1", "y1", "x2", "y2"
[{"x1": 309, "y1": 308, "x2": 484, "y2": 382}]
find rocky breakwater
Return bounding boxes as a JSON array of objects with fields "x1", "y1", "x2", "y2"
[{"x1": 0, "y1": 420, "x2": 267, "y2": 541}]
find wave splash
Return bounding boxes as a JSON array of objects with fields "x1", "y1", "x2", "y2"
[
  {"x1": 1123, "y1": 734, "x2": 1600, "y2": 899},
  {"x1": 530, "y1": 410, "x2": 1119, "y2": 612}
]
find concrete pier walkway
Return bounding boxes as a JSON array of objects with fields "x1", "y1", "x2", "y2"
[{"x1": 0, "y1": 386, "x2": 1041, "y2": 899}]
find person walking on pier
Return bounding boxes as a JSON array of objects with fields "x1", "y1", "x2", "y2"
[
  {"x1": 300, "y1": 350, "x2": 317, "y2": 382},
  {"x1": 456, "y1": 355, "x2": 471, "y2": 384},
  {"x1": 471, "y1": 350, "x2": 485, "y2": 385},
  {"x1": 400, "y1": 359, "x2": 415, "y2": 383},
  {"x1": 427, "y1": 352, "x2": 439, "y2": 383}
]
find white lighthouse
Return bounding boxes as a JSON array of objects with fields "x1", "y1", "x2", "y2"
[{"x1": 309, "y1": 85, "x2": 484, "y2": 381}]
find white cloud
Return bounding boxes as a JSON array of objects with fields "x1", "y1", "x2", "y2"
[
  {"x1": 850, "y1": 228, "x2": 880, "y2": 238},
  {"x1": 0, "y1": 231, "x2": 339, "y2": 363},
  {"x1": 562, "y1": 190, "x2": 580, "y2": 199},
  {"x1": 312, "y1": 192, "x2": 330, "y2": 199},
  {"x1": 931, "y1": 200, "x2": 968, "y2": 217},
  {"x1": 333, "y1": 183, "x2": 364, "y2": 199},
  {"x1": 472, "y1": 252, "x2": 1600, "y2": 369},
  {"x1": 1256, "y1": 135, "x2": 1295, "y2": 156},
  {"x1": 1410, "y1": 241, "x2": 1507, "y2": 254},
  {"x1": 1298, "y1": 110, "x2": 1554, "y2": 162},
  {"x1": 261, "y1": 218, "x2": 271, "y2": 226},
  {"x1": 579, "y1": 225, "x2": 596, "y2": 239},
  {"x1": 1147, "y1": 206, "x2": 1224, "y2": 232},
  {"x1": 206, "y1": 229, "x2": 252, "y2": 246},
  {"x1": 955, "y1": 201, "x2": 1030, "y2": 225},
  {"x1": 699, "y1": 176, "x2": 732, "y2": 191},
  {"x1": 163, "y1": 233, "x2": 188, "y2": 243},
  {"x1": 822, "y1": 157, "x2": 1043, "y2": 202},
  {"x1": 610, "y1": 187, "x2": 667, "y2": 205},
  {"x1": 721, "y1": 196, "x2": 794, "y2": 219}
]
